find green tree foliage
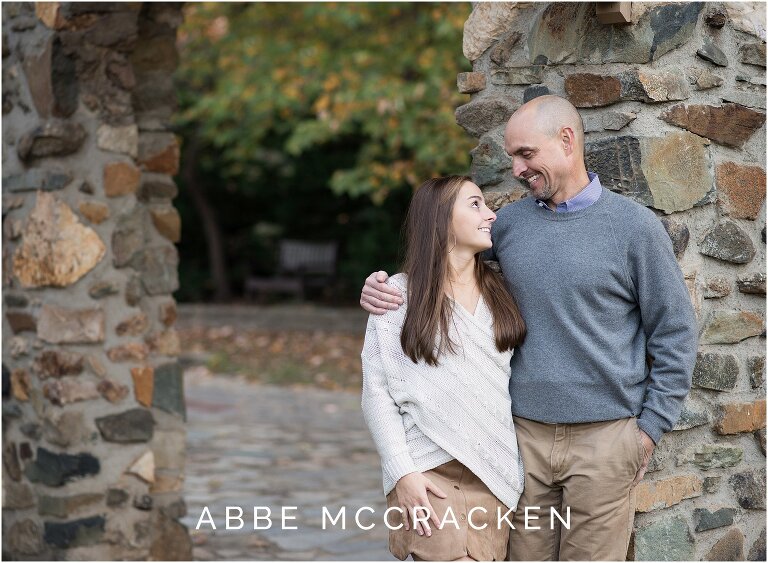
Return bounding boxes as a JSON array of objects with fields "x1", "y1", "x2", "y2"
[
  {"x1": 174, "y1": 2, "x2": 473, "y2": 301},
  {"x1": 176, "y1": 1, "x2": 472, "y2": 202}
]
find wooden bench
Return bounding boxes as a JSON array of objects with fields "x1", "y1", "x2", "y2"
[{"x1": 244, "y1": 239, "x2": 338, "y2": 301}]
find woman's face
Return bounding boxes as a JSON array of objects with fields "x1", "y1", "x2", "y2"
[{"x1": 450, "y1": 181, "x2": 496, "y2": 255}]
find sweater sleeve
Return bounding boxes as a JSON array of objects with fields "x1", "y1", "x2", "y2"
[
  {"x1": 361, "y1": 314, "x2": 417, "y2": 487},
  {"x1": 628, "y1": 213, "x2": 698, "y2": 444}
]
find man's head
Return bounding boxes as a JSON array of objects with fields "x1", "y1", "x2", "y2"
[{"x1": 504, "y1": 95, "x2": 587, "y2": 202}]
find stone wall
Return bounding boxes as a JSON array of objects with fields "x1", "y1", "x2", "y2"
[
  {"x1": 459, "y1": 2, "x2": 765, "y2": 560},
  {"x1": 2, "y1": 2, "x2": 190, "y2": 559}
]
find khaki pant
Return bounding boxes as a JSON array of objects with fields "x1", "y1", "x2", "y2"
[
  {"x1": 507, "y1": 416, "x2": 645, "y2": 561},
  {"x1": 387, "y1": 460, "x2": 510, "y2": 561}
]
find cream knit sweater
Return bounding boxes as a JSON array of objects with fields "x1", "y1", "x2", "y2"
[{"x1": 361, "y1": 273, "x2": 524, "y2": 511}]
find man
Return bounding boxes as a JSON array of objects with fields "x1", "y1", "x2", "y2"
[{"x1": 359, "y1": 95, "x2": 698, "y2": 560}]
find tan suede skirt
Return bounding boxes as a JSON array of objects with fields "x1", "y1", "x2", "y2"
[{"x1": 386, "y1": 459, "x2": 511, "y2": 561}]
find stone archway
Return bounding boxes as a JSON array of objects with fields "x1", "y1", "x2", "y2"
[{"x1": 3, "y1": 2, "x2": 189, "y2": 559}]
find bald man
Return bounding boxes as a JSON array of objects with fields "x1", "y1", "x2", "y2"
[{"x1": 360, "y1": 95, "x2": 697, "y2": 560}]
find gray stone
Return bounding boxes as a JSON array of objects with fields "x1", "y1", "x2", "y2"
[
  {"x1": 694, "y1": 508, "x2": 735, "y2": 532},
  {"x1": 721, "y1": 91, "x2": 767, "y2": 111},
  {"x1": 705, "y1": 528, "x2": 744, "y2": 561},
  {"x1": 679, "y1": 444, "x2": 743, "y2": 470},
  {"x1": 729, "y1": 468, "x2": 766, "y2": 509},
  {"x1": 38, "y1": 493, "x2": 104, "y2": 518},
  {"x1": 673, "y1": 398, "x2": 710, "y2": 430},
  {"x1": 736, "y1": 74, "x2": 767, "y2": 87},
  {"x1": 691, "y1": 68, "x2": 724, "y2": 90},
  {"x1": 585, "y1": 136, "x2": 653, "y2": 207},
  {"x1": 96, "y1": 123, "x2": 138, "y2": 157},
  {"x1": 755, "y1": 428, "x2": 766, "y2": 456},
  {"x1": 697, "y1": 37, "x2": 729, "y2": 67},
  {"x1": 699, "y1": 221, "x2": 756, "y2": 264},
  {"x1": 160, "y1": 498, "x2": 187, "y2": 520},
  {"x1": 17, "y1": 119, "x2": 86, "y2": 161},
  {"x1": 7, "y1": 519, "x2": 43, "y2": 555},
  {"x1": 737, "y1": 273, "x2": 766, "y2": 295},
  {"x1": 2, "y1": 169, "x2": 73, "y2": 192},
  {"x1": 43, "y1": 411, "x2": 94, "y2": 448},
  {"x1": 625, "y1": 69, "x2": 689, "y2": 103},
  {"x1": 523, "y1": 85, "x2": 550, "y2": 103},
  {"x1": 704, "y1": 276, "x2": 732, "y2": 299},
  {"x1": 455, "y1": 97, "x2": 517, "y2": 138},
  {"x1": 528, "y1": 2, "x2": 702, "y2": 65},
  {"x1": 470, "y1": 131, "x2": 511, "y2": 188},
  {"x1": 693, "y1": 352, "x2": 738, "y2": 391},
  {"x1": 740, "y1": 43, "x2": 766, "y2": 68},
  {"x1": 112, "y1": 205, "x2": 146, "y2": 268},
  {"x1": 125, "y1": 272, "x2": 143, "y2": 306},
  {"x1": 88, "y1": 280, "x2": 120, "y2": 299},
  {"x1": 153, "y1": 362, "x2": 186, "y2": 419},
  {"x1": 20, "y1": 422, "x2": 41, "y2": 440},
  {"x1": 44, "y1": 516, "x2": 105, "y2": 548},
  {"x1": 602, "y1": 111, "x2": 637, "y2": 131},
  {"x1": 106, "y1": 488, "x2": 129, "y2": 508},
  {"x1": 634, "y1": 516, "x2": 694, "y2": 561},
  {"x1": 4, "y1": 293, "x2": 29, "y2": 307},
  {"x1": 489, "y1": 31, "x2": 522, "y2": 66},
  {"x1": 24, "y1": 447, "x2": 100, "y2": 487},
  {"x1": 138, "y1": 245, "x2": 180, "y2": 295},
  {"x1": 748, "y1": 356, "x2": 765, "y2": 388},
  {"x1": 490, "y1": 67, "x2": 543, "y2": 85},
  {"x1": 95, "y1": 408, "x2": 155, "y2": 443},
  {"x1": 700, "y1": 311, "x2": 764, "y2": 344},
  {"x1": 138, "y1": 172, "x2": 178, "y2": 201},
  {"x1": 133, "y1": 494, "x2": 153, "y2": 510},
  {"x1": 3, "y1": 480, "x2": 35, "y2": 509},
  {"x1": 748, "y1": 528, "x2": 766, "y2": 561},
  {"x1": 660, "y1": 218, "x2": 690, "y2": 259},
  {"x1": 704, "y1": 476, "x2": 722, "y2": 494}
]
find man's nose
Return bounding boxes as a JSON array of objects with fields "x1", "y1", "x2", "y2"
[{"x1": 511, "y1": 157, "x2": 526, "y2": 178}]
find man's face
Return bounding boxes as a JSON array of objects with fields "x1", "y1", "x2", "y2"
[{"x1": 504, "y1": 113, "x2": 566, "y2": 201}]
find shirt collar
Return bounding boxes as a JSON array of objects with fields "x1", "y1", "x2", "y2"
[{"x1": 536, "y1": 171, "x2": 602, "y2": 213}]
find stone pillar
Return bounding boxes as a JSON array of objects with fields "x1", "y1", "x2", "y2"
[
  {"x1": 459, "y1": 2, "x2": 765, "y2": 560},
  {"x1": 2, "y1": 2, "x2": 190, "y2": 559}
]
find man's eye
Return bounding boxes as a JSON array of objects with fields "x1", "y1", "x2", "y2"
[
  {"x1": 472, "y1": 201, "x2": 480, "y2": 207},
  {"x1": 523, "y1": 153, "x2": 532, "y2": 159}
]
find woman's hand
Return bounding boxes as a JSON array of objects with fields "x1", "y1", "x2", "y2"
[{"x1": 394, "y1": 472, "x2": 448, "y2": 537}]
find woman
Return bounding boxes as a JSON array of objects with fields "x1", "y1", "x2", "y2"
[{"x1": 361, "y1": 175, "x2": 527, "y2": 561}]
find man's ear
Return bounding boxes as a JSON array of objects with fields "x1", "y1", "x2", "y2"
[{"x1": 561, "y1": 126, "x2": 576, "y2": 156}]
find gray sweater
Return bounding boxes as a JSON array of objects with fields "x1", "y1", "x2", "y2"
[{"x1": 487, "y1": 188, "x2": 698, "y2": 444}]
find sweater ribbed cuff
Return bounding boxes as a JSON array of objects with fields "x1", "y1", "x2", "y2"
[
  {"x1": 637, "y1": 409, "x2": 668, "y2": 445},
  {"x1": 383, "y1": 451, "x2": 417, "y2": 485}
]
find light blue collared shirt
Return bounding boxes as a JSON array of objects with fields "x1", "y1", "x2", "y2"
[{"x1": 536, "y1": 171, "x2": 602, "y2": 212}]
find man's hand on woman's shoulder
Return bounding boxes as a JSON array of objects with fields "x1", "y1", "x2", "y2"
[{"x1": 360, "y1": 270, "x2": 404, "y2": 314}]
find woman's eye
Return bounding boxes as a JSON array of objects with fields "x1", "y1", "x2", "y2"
[{"x1": 471, "y1": 201, "x2": 479, "y2": 208}]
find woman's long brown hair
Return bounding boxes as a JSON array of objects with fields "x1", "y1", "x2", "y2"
[{"x1": 400, "y1": 175, "x2": 526, "y2": 366}]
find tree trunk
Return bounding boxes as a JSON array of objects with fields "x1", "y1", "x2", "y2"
[{"x1": 181, "y1": 138, "x2": 232, "y2": 302}]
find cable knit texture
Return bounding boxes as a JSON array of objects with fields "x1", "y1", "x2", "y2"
[{"x1": 361, "y1": 273, "x2": 524, "y2": 511}]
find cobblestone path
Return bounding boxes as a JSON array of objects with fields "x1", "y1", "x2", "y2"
[{"x1": 181, "y1": 368, "x2": 394, "y2": 560}]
